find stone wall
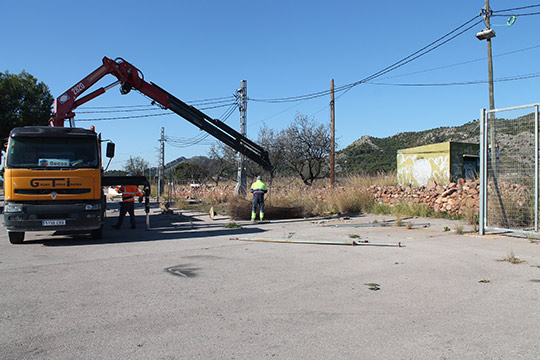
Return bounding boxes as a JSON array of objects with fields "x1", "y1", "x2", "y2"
[{"x1": 367, "y1": 178, "x2": 480, "y2": 216}]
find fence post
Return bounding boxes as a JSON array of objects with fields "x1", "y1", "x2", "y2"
[
  {"x1": 534, "y1": 105, "x2": 538, "y2": 232},
  {"x1": 479, "y1": 108, "x2": 486, "y2": 235}
]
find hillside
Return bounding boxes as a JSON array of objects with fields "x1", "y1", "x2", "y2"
[{"x1": 337, "y1": 120, "x2": 481, "y2": 174}]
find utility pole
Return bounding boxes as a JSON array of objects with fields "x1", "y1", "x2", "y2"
[
  {"x1": 484, "y1": 0, "x2": 495, "y2": 114},
  {"x1": 477, "y1": 0, "x2": 496, "y2": 153},
  {"x1": 484, "y1": 0, "x2": 497, "y2": 177},
  {"x1": 234, "y1": 80, "x2": 248, "y2": 197},
  {"x1": 477, "y1": 0, "x2": 508, "y2": 227},
  {"x1": 158, "y1": 127, "x2": 165, "y2": 201},
  {"x1": 330, "y1": 79, "x2": 335, "y2": 188}
]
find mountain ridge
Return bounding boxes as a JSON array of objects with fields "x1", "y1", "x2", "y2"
[{"x1": 337, "y1": 120, "x2": 481, "y2": 174}]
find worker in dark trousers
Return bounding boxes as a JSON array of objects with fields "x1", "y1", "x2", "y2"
[
  {"x1": 113, "y1": 181, "x2": 143, "y2": 229},
  {"x1": 250, "y1": 176, "x2": 268, "y2": 221}
]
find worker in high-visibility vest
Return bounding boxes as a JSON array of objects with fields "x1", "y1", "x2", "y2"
[
  {"x1": 250, "y1": 175, "x2": 268, "y2": 221},
  {"x1": 112, "y1": 179, "x2": 143, "y2": 229}
]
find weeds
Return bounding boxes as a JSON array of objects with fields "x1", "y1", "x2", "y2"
[
  {"x1": 455, "y1": 225, "x2": 464, "y2": 235},
  {"x1": 368, "y1": 200, "x2": 459, "y2": 220},
  {"x1": 349, "y1": 234, "x2": 360, "y2": 239},
  {"x1": 462, "y1": 205, "x2": 478, "y2": 225},
  {"x1": 225, "y1": 222, "x2": 242, "y2": 229},
  {"x1": 364, "y1": 283, "x2": 380, "y2": 291},
  {"x1": 162, "y1": 176, "x2": 471, "y2": 223},
  {"x1": 497, "y1": 250, "x2": 525, "y2": 264},
  {"x1": 527, "y1": 234, "x2": 539, "y2": 244},
  {"x1": 406, "y1": 221, "x2": 413, "y2": 229}
]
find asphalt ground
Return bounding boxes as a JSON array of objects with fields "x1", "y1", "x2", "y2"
[{"x1": 1, "y1": 201, "x2": 539, "y2": 359}]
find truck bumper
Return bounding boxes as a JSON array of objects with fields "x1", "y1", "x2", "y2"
[{"x1": 3, "y1": 201, "x2": 104, "y2": 232}]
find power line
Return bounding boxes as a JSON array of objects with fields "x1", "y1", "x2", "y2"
[
  {"x1": 76, "y1": 108, "x2": 163, "y2": 114},
  {"x1": 338, "y1": 18, "x2": 484, "y2": 93},
  {"x1": 248, "y1": 15, "x2": 483, "y2": 103},
  {"x1": 367, "y1": 72, "x2": 540, "y2": 87},
  {"x1": 493, "y1": 11, "x2": 540, "y2": 17},
  {"x1": 163, "y1": 100, "x2": 239, "y2": 148},
  {"x1": 492, "y1": 4, "x2": 540, "y2": 13},
  {"x1": 376, "y1": 44, "x2": 540, "y2": 81},
  {"x1": 80, "y1": 104, "x2": 155, "y2": 109},
  {"x1": 77, "y1": 112, "x2": 170, "y2": 121},
  {"x1": 77, "y1": 102, "x2": 236, "y2": 121},
  {"x1": 79, "y1": 96, "x2": 236, "y2": 110}
]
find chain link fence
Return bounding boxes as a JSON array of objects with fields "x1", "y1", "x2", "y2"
[{"x1": 480, "y1": 103, "x2": 539, "y2": 235}]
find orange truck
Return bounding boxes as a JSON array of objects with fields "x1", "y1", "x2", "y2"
[
  {"x1": 3, "y1": 56, "x2": 271, "y2": 244},
  {"x1": 3, "y1": 126, "x2": 113, "y2": 243}
]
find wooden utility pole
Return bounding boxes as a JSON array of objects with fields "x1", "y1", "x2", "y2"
[{"x1": 330, "y1": 79, "x2": 335, "y2": 188}]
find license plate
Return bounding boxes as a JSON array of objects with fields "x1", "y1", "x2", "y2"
[{"x1": 42, "y1": 220, "x2": 66, "y2": 226}]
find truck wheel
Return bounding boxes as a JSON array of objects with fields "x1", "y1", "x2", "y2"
[
  {"x1": 91, "y1": 226, "x2": 103, "y2": 240},
  {"x1": 8, "y1": 232, "x2": 25, "y2": 244}
]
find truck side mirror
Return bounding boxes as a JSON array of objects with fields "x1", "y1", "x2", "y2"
[{"x1": 106, "y1": 142, "x2": 115, "y2": 158}]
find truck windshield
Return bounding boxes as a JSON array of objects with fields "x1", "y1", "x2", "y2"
[{"x1": 6, "y1": 137, "x2": 99, "y2": 169}]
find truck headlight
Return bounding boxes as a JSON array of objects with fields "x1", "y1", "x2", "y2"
[
  {"x1": 5, "y1": 204, "x2": 23, "y2": 213},
  {"x1": 84, "y1": 204, "x2": 100, "y2": 211}
]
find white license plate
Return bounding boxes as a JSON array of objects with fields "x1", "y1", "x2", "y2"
[{"x1": 42, "y1": 220, "x2": 66, "y2": 226}]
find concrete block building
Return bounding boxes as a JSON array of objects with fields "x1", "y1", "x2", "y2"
[{"x1": 397, "y1": 142, "x2": 479, "y2": 186}]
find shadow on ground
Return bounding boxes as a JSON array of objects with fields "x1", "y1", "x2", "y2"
[{"x1": 23, "y1": 211, "x2": 267, "y2": 247}]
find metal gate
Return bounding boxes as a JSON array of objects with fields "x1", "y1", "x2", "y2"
[{"x1": 480, "y1": 103, "x2": 540, "y2": 235}]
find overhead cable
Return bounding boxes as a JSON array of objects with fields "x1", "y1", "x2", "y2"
[
  {"x1": 368, "y1": 72, "x2": 540, "y2": 87},
  {"x1": 163, "y1": 100, "x2": 238, "y2": 148},
  {"x1": 77, "y1": 113, "x2": 170, "y2": 121},
  {"x1": 493, "y1": 11, "x2": 540, "y2": 17},
  {"x1": 492, "y1": 4, "x2": 540, "y2": 13},
  {"x1": 248, "y1": 15, "x2": 483, "y2": 103},
  {"x1": 77, "y1": 102, "x2": 236, "y2": 121}
]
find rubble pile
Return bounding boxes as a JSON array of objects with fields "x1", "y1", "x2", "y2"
[{"x1": 367, "y1": 179, "x2": 480, "y2": 215}]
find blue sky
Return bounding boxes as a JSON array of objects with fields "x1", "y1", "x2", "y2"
[{"x1": 2, "y1": 1, "x2": 540, "y2": 170}]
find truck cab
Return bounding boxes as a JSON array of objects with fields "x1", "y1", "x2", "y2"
[{"x1": 3, "y1": 126, "x2": 106, "y2": 243}]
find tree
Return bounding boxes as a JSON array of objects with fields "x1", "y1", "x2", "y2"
[
  {"x1": 206, "y1": 143, "x2": 236, "y2": 185},
  {"x1": 278, "y1": 113, "x2": 331, "y2": 185},
  {"x1": 255, "y1": 124, "x2": 284, "y2": 180},
  {"x1": 174, "y1": 161, "x2": 208, "y2": 184},
  {"x1": 123, "y1": 156, "x2": 149, "y2": 176},
  {"x1": 0, "y1": 71, "x2": 54, "y2": 143},
  {"x1": 104, "y1": 169, "x2": 127, "y2": 177}
]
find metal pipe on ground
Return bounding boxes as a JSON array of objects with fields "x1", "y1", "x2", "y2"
[
  {"x1": 230, "y1": 237, "x2": 403, "y2": 247},
  {"x1": 323, "y1": 222, "x2": 430, "y2": 228}
]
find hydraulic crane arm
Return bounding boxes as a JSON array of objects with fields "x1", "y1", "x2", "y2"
[{"x1": 51, "y1": 57, "x2": 272, "y2": 171}]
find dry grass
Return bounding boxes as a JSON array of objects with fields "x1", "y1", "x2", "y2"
[
  {"x1": 173, "y1": 173, "x2": 461, "y2": 221},
  {"x1": 227, "y1": 197, "x2": 305, "y2": 221},
  {"x1": 497, "y1": 250, "x2": 525, "y2": 264}
]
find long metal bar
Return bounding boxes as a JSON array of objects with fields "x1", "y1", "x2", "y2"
[
  {"x1": 230, "y1": 237, "x2": 403, "y2": 247},
  {"x1": 325, "y1": 222, "x2": 430, "y2": 228},
  {"x1": 534, "y1": 105, "x2": 538, "y2": 232},
  {"x1": 485, "y1": 226, "x2": 538, "y2": 236},
  {"x1": 232, "y1": 237, "x2": 356, "y2": 245},
  {"x1": 486, "y1": 102, "x2": 540, "y2": 113},
  {"x1": 479, "y1": 108, "x2": 486, "y2": 235}
]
